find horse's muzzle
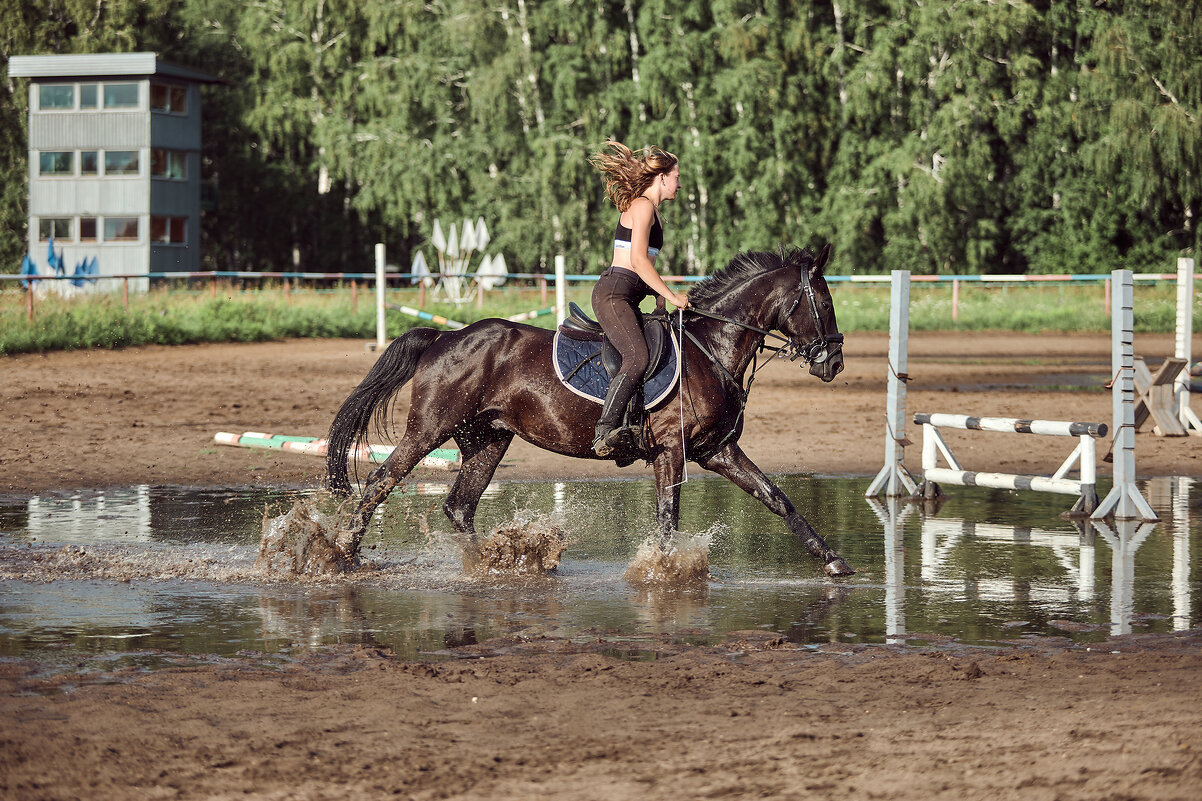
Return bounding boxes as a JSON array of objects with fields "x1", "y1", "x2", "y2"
[{"x1": 810, "y1": 346, "x2": 845, "y2": 382}]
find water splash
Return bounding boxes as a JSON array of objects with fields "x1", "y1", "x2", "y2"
[
  {"x1": 258, "y1": 500, "x2": 348, "y2": 575},
  {"x1": 467, "y1": 514, "x2": 569, "y2": 577},
  {"x1": 624, "y1": 531, "x2": 713, "y2": 587}
]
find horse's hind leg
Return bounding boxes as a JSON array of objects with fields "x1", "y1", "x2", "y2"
[
  {"x1": 333, "y1": 433, "x2": 453, "y2": 561},
  {"x1": 699, "y1": 443, "x2": 854, "y2": 577},
  {"x1": 445, "y1": 426, "x2": 514, "y2": 537}
]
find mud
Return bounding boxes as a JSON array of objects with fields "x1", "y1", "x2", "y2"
[{"x1": 3, "y1": 334, "x2": 1202, "y2": 799}]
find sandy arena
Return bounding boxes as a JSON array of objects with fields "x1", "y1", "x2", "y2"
[{"x1": 2, "y1": 332, "x2": 1201, "y2": 800}]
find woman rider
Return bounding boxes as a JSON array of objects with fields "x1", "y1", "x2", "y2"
[{"x1": 588, "y1": 141, "x2": 690, "y2": 457}]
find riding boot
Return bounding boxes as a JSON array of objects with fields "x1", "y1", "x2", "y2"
[{"x1": 593, "y1": 374, "x2": 639, "y2": 457}]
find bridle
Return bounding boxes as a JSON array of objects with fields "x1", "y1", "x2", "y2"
[
  {"x1": 670, "y1": 265, "x2": 843, "y2": 463},
  {"x1": 685, "y1": 265, "x2": 844, "y2": 370}
]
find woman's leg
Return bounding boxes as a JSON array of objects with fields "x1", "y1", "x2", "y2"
[{"x1": 591, "y1": 270, "x2": 649, "y2": 455}]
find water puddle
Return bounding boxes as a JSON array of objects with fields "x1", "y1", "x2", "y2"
[{"x1": 1, "y1": 476, "x2": 1198, "y2": 673}]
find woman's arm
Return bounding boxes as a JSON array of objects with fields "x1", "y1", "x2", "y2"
[{"x1": 624, "y1": 198, "x2": 689, "y2": 309}]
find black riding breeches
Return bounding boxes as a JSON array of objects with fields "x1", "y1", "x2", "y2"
[{"x1": 592, "y1": 266, "x2": 649, "y2": 382}]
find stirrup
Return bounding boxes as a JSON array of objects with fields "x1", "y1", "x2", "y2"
[{"x1": 593, "y1": 425, "x2": 637, "y2": 458}]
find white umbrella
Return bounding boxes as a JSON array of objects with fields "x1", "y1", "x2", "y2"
[
  {"x1": 459, "y1": 217, "x2": 477, "y2": 253},
  {"x1": 431, "y1": 219, "x2": 446, "y2": 253},
  {"x1": 474, "y1": 217, "x2": 490, "y2": 251},
  {"x1": 411, "y1": 250, "x2": 434, "y2": 287},
  {"x1": 476, "y1": 253, "x2": 507, "y2": 290}
]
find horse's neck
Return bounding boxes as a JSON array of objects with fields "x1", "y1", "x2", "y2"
[{"x1": 689, "y1": 315, "x2": 763, "y2": 379}]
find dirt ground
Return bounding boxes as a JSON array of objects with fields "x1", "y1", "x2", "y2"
[
  {"x1": 3, "y1": 331, "x2": 1201, "y2": 493},
  {"x1": 3, "y1": 332, "x2": 1202, "y2": 800}
]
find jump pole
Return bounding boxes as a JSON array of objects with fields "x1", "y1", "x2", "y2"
[
  {"x1": 1092, "y1": 269, "x2": 1158, "y2": 521},
  {"x1": 1174, "y1": 257, "x2": 1202, "y2": 435},
  {"x1": 866, "y1": 270, "x2": 918, "y2": 498}
]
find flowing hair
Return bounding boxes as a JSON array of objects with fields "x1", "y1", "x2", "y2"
[{"x1": 589, "y1": 140, "x2": 678, "y2": 212}]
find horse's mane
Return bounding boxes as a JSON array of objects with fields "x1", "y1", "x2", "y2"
[{"x1": 688, "y1": 246, "x2": 812, "y2": 309}]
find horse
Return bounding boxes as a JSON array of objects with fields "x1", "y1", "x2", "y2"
[{"x1": 325, "y1": 243, "x2": 854, "y2": 577}]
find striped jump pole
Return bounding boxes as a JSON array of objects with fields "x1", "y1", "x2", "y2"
[
  {"x1": 1092, "y1": 269, "x2": 1158, "y2": 522},
  {"x1": 866, "y1": 270, "x2": 918, "y2": 498},
  {"x1": 388, "y1": 304, "x2": 466, "y2": 330},
  {"x1": 913, "y1": 413, "x2": 1106, "y2": 516},
  {"x1": 214, "y1": 432, "x2": 461, "y2": 469}
]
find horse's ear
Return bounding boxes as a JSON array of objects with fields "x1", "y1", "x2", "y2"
[{"x1": 809, "y1": 243, "x2": 832, "y2": 278}]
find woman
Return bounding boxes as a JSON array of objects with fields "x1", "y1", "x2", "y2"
[{"x1": 587, "y1": 141, "x2": 690, "y2": 458}]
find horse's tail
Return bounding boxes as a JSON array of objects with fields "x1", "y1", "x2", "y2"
[{"x1": 326, "y1": 327, "x2": 444, "y2": 495}]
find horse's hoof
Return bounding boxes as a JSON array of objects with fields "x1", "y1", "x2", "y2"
[{"x1": 823, "y1": 557, "x2": 855, "y2": 577}]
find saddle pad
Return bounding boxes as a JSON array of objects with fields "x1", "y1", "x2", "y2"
[{"x1": 552, "y1": 328, "x2": 680, "y2": 409}]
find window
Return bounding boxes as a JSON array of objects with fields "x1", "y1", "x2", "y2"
[
  {"x1": 103, "y1": 82, "x2": 138, "y2": 108},
  {"x1": 38, "y1": 218, "x2": 72, "y2": 241},
  {"x1": 79, "y1": 84, "x2": 98, "y2": 109},
  {"x1": 79, "y1": 218, "x2": 98, "y2": 241},
  {"x1": 151, "y1": 216, "x2": 187, "y2": 244},
  {"x1": 39, "y1": 151, "x2": 74, "y2": 175},
  {"x1": 80, "y1": 151, "x2": 99, "y2": 175},
  {"x1": 104, "y1": 217, "x2": 139, "y2": 241},
  {"x1": 149, "y1": 83, "x2": 187, "y2": 113},
  {"x1": 38, "y1": 85, "x2": 74, "y2": 110},
  {"x1": 104, "y1": 150, "x2": 139, "y2": 175},
  {"x1": 151, "y1": 149, "x2": 187, "y2": 180}
]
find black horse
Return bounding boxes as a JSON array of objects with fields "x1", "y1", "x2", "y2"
[{"x1": 326, "y1": 244, "x2": 853, "y2": 576}]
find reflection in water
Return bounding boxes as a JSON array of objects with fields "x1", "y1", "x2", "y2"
[
  {"x1": 869, "y1": 475, "x2": 1193, "y2": 640},
  {"x1": 866, "y1": 497, "x2": 909, "y2": 644},
  {"x1": 0, "y1": 475, "x2": 1199, "y2": 668}
]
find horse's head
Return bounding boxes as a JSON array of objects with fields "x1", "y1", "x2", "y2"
[{"x1": 779, "y1": 243, "x2": 844, "y2": 382}]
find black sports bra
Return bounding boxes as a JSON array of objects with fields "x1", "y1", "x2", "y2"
[{"x1": 614, "y1": 207, "x2": 663, "y2": 257}]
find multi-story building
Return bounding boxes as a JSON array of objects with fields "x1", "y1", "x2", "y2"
[{"x1": 9, "y1": 52, "x2": 220, "y2": 289}]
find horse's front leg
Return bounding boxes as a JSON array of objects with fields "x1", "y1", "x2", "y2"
[
  {"x1": 651, "y1": 443, "x2": 685, "y2": 543},
  {"x1": 699, "y1": 443, "x2": 854, "y2": 577}
]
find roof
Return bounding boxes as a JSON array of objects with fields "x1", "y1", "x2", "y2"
[{"x1": 7, "y1": 52, "x2": 222, "y2": 84}]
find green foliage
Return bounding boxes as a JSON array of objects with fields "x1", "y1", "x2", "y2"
[{"x1": 1, "y1": 0, "x2": 1199, "y2": 278}]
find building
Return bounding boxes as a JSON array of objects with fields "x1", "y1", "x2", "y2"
[{"x1": 8, "y1": 52, "x2": 221, "y2": 288}]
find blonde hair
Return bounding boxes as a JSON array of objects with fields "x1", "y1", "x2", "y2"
[{"x1": 589, "y1": 140, "x2": 678, "y2": 212}]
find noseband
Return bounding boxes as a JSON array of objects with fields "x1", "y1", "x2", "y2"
[{"x1": 780, "y1": 266, "x2": 844, "y2": 366}]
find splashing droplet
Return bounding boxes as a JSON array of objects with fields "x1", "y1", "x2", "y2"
[
  {"x1": 258, "y1": 500, "x2": 348, "y2": 575},
  {"x1": 468, "y1": 517, "x2": 569, "y2": 576},
  {"x1": 625, "y1": 532, "x2": 712, "y2": 587}
]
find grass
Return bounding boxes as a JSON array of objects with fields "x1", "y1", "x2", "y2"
[{"x1": 1, "y1": 279, "x2": 1195, "y2": 355}]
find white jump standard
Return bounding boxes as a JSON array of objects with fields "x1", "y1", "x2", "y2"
[{"x1": 912, "y1": 413, "x2": 1107, "y2": 516}]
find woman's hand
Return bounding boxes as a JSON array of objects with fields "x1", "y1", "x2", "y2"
[{"x1": 671, "y1": 291, "x2": 689, "y2": 310}]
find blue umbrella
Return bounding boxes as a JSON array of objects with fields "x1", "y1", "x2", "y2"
[
  {"x1": 20, "y1": 254, "x2": 37, "y2": 289},
  {"x1": 71, "y1": 258, "x2": 88, "y2": 287},
  {"x1": 47, "y1": 237, "x2": 64, "y2": 276}
]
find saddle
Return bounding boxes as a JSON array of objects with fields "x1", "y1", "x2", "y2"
[{"x1": 552, "y1": 302, "x2": 681, "y2": 410}]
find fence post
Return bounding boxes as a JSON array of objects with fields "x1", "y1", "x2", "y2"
[
  {"x1": 555, "y1": 255, "x2": 567, "y2": 324},
  {"x1": 350, "y1": 280, "x2": 358, "y2": 313},
  {"x1": 26, "y1": 286, "x2": 34, "y2": 323},
  {"x1": 123, "y1": 277, "x2": 129, "y2": 311},
  {"x1": 866, "y1": 270, "x2": 918, "y2": 498},
  {"x1": 952, "y1": 278, "x2": 959, "y2": 324},
  {"x1": 375, "y1": 243, "x2": 387, "y2": 350},
  {"x1": 1174, "y1": 257, "x2": 1201, "y2": 434},
  {"x1": 1092, "y1": 269, "x2": 1158, "y2": 521}
]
